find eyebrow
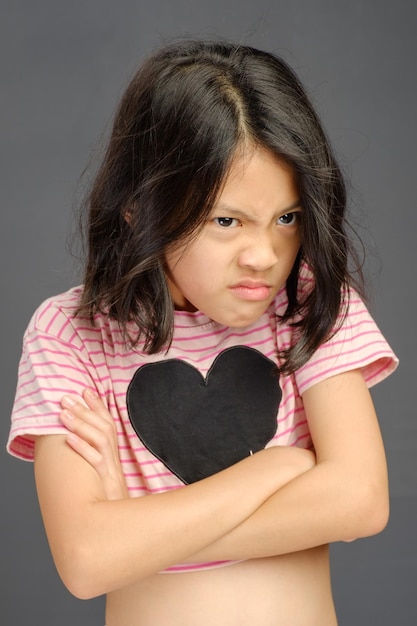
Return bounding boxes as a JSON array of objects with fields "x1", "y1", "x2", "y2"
[{"x1": 213, "y1": 199, "x2": 302, "y2": 221}]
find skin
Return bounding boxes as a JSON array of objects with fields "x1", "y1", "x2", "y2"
[{"x1": 33, "y1": 147, "x2": 389, "y2": 625}]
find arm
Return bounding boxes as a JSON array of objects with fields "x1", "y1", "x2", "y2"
[
  {"x1": 187, "y1": 368, "x2": 389, "y2": 562},
  {"x1": 34, "y1": 393, "x2": 315, "y2": 599}
]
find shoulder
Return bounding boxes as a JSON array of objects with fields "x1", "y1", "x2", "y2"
[
  {"x1": 27, "y1": 286, "x2": 84, "y2": 335},
  {"x1": 272, "y1": 265, "x2": 398, "y2": 393},
  {"x1": 25, "y1": 286, "x2": 114, "y2": 351},
  {"x1": 295, "y1": 287, "x2": 398, "y2": 394}
]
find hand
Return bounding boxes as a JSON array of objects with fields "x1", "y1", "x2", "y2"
[{"x1": 60, "y1": 389, "x2": 128, "y2": 500}]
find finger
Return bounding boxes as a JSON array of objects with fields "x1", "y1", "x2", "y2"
[
  {"x1": 82, "y1": 388, "x2": 114, "y2": 424},
  {"x1": 65, "y1": 431, "x2": 103, "y2": 468},
  {"x1": 65, "y1": 431, "x2": 120, "y2": 488},
  {"x1": 61, "y1": 396, "x2": 114, "y2": 432},
  {"x1": 61, "y1": 393, "x2": 114, "y2": 430},
  {"x1": 64, "y1": 417, "x2": 127, "y2": 497},
  {"x1": 61, "y1": 395, "x2": 119, "y2": 458},
  {"x1": 61, "y1": 409, "x2": 127, "y2": 500},
  {"x1": 60, "y1": 409, "x2": 113, "y2": 454}
]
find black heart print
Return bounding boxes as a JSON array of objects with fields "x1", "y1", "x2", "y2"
[{"x1": 127, "y1": 346, "x2": 281, "y2": 484}]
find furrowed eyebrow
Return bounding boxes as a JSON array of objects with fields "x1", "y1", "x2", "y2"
[{"x1": 213, "y1": 200, "x2": 302, "y2": 222}]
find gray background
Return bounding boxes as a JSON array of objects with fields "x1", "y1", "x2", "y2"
[{"x1": 1, "y1": 1, "x2": 415, "y2": 624}]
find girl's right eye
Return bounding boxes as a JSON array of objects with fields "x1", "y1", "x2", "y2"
[{"x1": 213, "y1": 217, "x2": 240, "y2": 228}]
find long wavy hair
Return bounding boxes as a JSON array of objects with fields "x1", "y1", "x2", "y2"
[{"x1": 78, "y1": 38, "x2": 363, "y2": 373}]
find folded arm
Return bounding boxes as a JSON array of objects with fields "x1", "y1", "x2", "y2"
[
  {"x1": 187, "y1": 368, "x2": 389, "y2": 562},
  {"x1": 34, "y1": 394, "x2": 314, "y2": 599},
  {"x1": 34, "y1": 368, "x2": 388, "y2": 598}
]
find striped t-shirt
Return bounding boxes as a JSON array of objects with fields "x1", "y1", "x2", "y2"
[{"x1": 7, "y1": 271, "x2": 398, "y2": 572}]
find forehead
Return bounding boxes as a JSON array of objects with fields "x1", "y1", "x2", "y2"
[{"x1": 215, "y1": 146, "x2": 300, "y2": 218}]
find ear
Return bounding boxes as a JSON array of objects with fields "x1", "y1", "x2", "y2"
[{"x1": 124, "y1": 199, "x2": 140, "y2": 225}]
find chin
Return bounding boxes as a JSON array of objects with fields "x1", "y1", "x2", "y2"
[{"x1": 219, "y1": 312, "x2": 264, "y2": 329}]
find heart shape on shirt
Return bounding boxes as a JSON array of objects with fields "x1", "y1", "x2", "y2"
[{"x1": 126, "y1": 346, "x2": 281, "y2": 484}]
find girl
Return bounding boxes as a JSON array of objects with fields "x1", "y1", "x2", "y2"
[{"x1": 8, "y1": 39, "x2": 398, "y2": 625}]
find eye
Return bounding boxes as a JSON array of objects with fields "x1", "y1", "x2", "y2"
[
  {"x1": 278, "y1": 212, "x2": 299, "y2": 226},
  {"x1": 213, "y1": 217, "x2": 240, "y2": 228}
]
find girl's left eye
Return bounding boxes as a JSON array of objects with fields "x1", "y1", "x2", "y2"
[
  {"x1": 278, "y1": 212, "x2": 299, "y2": 226},
  {"x1": 214, "y1": 217, "x2": 240, "y2": 228}
]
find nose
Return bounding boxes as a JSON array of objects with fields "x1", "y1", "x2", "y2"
[{"x1": 237, "y1": 233, "x2": 279, "y2": 271}]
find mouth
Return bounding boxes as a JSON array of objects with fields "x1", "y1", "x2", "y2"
[{"x1": 228, "y1": 280, "x2": 272, "y2": 302}]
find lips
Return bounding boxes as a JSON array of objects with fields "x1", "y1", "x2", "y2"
[{"x1": 228, "y1": 279, "x2": 272, "y2": 302}]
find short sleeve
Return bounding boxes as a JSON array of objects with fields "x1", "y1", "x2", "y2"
[
  {"x1": 294, "y1": 291, "x2": 399, "y2": 396},
  {"x1": 7, "y1": 295, "x2": 98, "y2": 461}
]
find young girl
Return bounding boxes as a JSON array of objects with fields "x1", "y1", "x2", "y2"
[{"x1": 8, "y1": 39, "x2": 398, "y2": 625}]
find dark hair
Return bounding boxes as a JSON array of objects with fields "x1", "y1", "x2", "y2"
[{"x1": 78, "y1": 38, "x2": 363, "y2": 373}]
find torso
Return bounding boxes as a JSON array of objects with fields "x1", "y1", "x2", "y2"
[
  {"x1": 106, "y1": 546, "x2": 337, "y2": 626},
  {"x1": 9, "y1": 278, "x2": 394, "y2": 625}
]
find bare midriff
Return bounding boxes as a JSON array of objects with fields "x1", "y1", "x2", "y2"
[{"x1": 105, "y1": 545, "x2": 337, "y2": 626}]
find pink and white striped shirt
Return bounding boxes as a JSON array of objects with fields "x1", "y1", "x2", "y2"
[{"x1": 7, "y1": 269, "x2": 398, "y2": 572}]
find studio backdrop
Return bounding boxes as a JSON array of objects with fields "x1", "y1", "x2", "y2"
[{"x1": 1, "y1": 1, "x2": 415, "y2": 624}]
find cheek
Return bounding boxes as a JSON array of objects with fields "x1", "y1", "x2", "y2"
[
  {"x1": 166, "y1": 235, "x2": 230, "y2": 295},
  {"x1": 274, "y1": 232, "x2": 300, "y2": 262},
  {"x1": 166, "y1": 247, "x2": 204, "y2": 292},
  {"x1": 291, "y1": 238, "x2": 302, "y2": 260},
  {"x1": 285, "y1": 230, "x2": 302, "y2": 255}
]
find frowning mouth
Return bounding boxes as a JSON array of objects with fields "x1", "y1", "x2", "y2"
[{"x1": 228, "y1": 280, "x2": 272, "y2": 301}]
